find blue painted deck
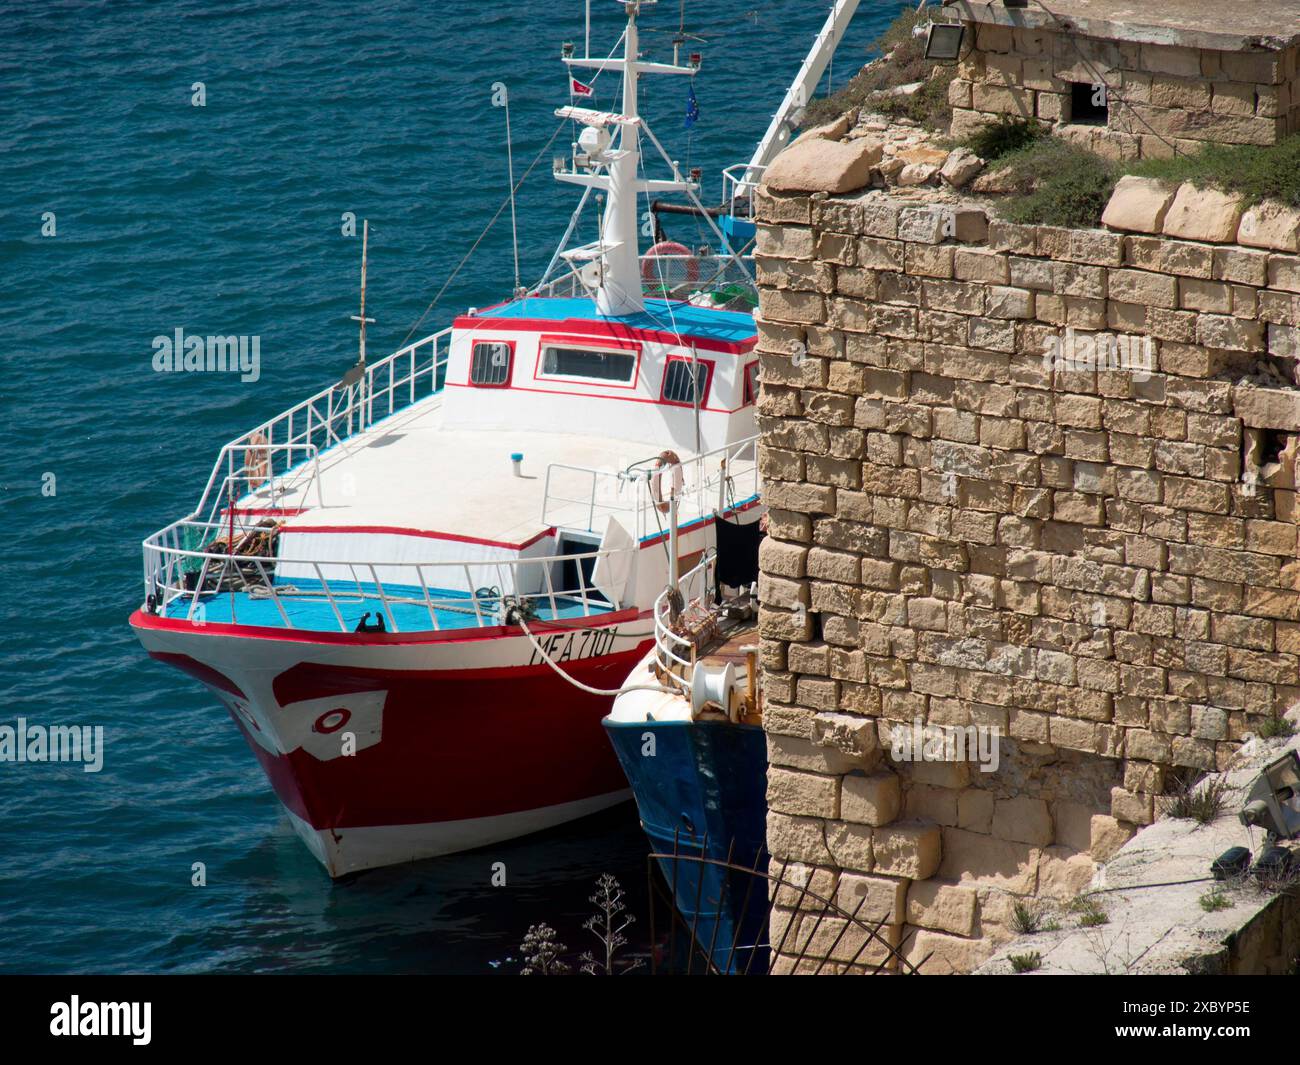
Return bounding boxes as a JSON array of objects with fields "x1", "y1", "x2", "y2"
[
  {"x1": 166, "y1": 577, "x2": 613, "y2": 633},
  {"x1": 477, "y1": 296, "x2": 757, "y2": 347}
]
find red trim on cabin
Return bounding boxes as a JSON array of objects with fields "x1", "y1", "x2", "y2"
[
  {"x1": 743, "y1": 360, "x2": 759, "y2": 406},
  {"x1": 453, "y1": 314, "x2": 756, "y2": 355},
  {"x1": 276, "y1": 524, "x2": 557, "y2": 552},
  {"x1": 129, "y1": 606, "x2": 647, "y2": 647},
  {"x1": 659, "y1": 354, "x2": 716, "y2": 409},
  {"x1": 443, "y1": 380, "x2": 742, "y2": 415},
  {"x1": 468, "y1": 338, "x2": 516, "y2": 388},
  {"x1": 533, "y1": 333, "x2": 642, "y2": 391}
]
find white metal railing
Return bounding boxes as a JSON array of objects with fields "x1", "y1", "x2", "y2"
[
  {"x1": 142, "y1": 524, "x2": 633, "y2": 634},
  {"x1": 142, "y1": 327, "x2": 452, "y2": 610},
  {"x1": 531, "y1": 253, "x2": 756, "y2": 303},
  {"x1": 542, "y1": 432, "x2": 760, "y2": 541},
  {"x1": 188, "y1": 327, "x2": 453, "y2": 531},
  {"x1": 722, "y1": 164, "x2": 765, "y2": 223},
  {"x1": 653, "y1": 552, "x2": 718, "y2": 691}
]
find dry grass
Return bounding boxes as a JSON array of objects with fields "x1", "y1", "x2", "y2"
[{"x1": 1162, "y1": 775, "x2": 1228, "y2": 826}]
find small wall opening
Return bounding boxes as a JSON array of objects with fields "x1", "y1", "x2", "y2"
[
  {"x1": 1243, "y1": 426, "x2": 1292, "y2": 490},
  {"x1": 1068, "y1": 81, "x2": 1108, "y2": 125}
]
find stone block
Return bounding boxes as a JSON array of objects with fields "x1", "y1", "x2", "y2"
[
  {"x1": 1101, "y1": 175, "x2": 1176, "y2": 233},
  {"x1": 939, "y1": 146, "x2": 985, "y2": 189},
  {"x1": 1089, "y1": 814, "x2": 1134, "y2": 861},
  {"x1": 1110, "y1": 786, "x2": 1154, "y2": 826},
  {"x1": 1234, "y1": 384, "x2": 1300, "y2": 431},
  {"x1": 957, "y1": 788, "x2": 994, "y2": 833},
  {"x1": 906, "y1": 879, "x2": 978, "y2": 936},
  {"x1": 840, "y1": 771, "x2": 901, "y2": 826},
  {"x1": 872, "y1": 821, "x2": 942, "y2": 879},
  {"x1": 767, "y1": 811, "x2": 834, "y2": 864},
  {"x1": 991, "y1": 795, "x2": 1054, "y2": 846},
  {"x1": 1162, "y1": 182, "x2": 1247, "y2": 243},
  {"x1": 764, "y1": 135, "x2": 882, "y2": 194},
  {"x1": 1052, "y1": 801, "x2": 1097, "y2": 852},
  {"x1": 903, "y1": 928, "x2": 994, "y2": 975},
  {"x1": 835, "y1": 872, "x2": 908, "y2": 924},
  {"x1": 825, "y1": 820, "x2": 874, "y2": 873},
  {"x1": 1037, "y1": 845, "x2": 1099, "y2": 898},
  {"x1": 768, "y1": 733, "x2": 861, "y2": 775},
  {"x1": 939, "y1": 828, "x2": 1040, "y2": 893},
  {"x1": 1238, "y1": 201, "x2": 1300, "y2": 252},
  {"x1": 767, "y1": 766, "x2": 840, "y2": 819}
]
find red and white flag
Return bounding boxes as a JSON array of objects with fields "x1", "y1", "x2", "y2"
[{"x1": 570, "y1": 77, "x2": 595, "y2": 98}]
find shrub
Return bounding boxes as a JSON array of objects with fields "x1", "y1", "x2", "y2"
[
  {"x1": 1009, "y1": 951, "x2": 1042, "y2": 973},
  {"x1": 1257, "y1": 715, "x2": 1297, "y2": 740},
  {"x1": 1011, "y1": 900, "x2": 1043, "y2": 934},
  {"x1": 1068, "y1": 894, "x2": 1109, "y2": 927},
  {"x1": 872, "y1": 74, "x2": 952, "y2": 129},
  {"x1": 997, "y1": 139, "x2": 1118, "y2": 228},
  {"x1": 964, "y1": 115, "x2": 1044, "y2": 161},
  {"x1": 1200, "y1": 889, "x2": 1233, "y2": 913}
]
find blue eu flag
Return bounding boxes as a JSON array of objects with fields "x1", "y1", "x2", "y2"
[{"x1": 684, "y1": 83, "x2": 699, "y2": 129}]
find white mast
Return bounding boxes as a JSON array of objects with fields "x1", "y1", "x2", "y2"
[
  {"x1": 602, "y1": 5, "x2": 643, "y2": 315},
  {"x1": 555, "y1": 0, "x2": 700, "y2": 317}
]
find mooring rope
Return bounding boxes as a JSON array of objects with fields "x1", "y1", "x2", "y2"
[{"x1": 507, "y1": 604, "x2": 680, "y2": 697}]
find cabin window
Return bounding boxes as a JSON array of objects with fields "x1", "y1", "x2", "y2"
[
  {"x1": 661, "y1": 357, "x2": 712, "y2": 407},
  {"x1": 539, "y1": 344, "x2": 636, "y2": 384},
  {"x1": 743, "y1": 361, "x2": 759, "y2": 405},
  {"x1": 470, "y1": 341, "x2": 513, "y2": 386}
]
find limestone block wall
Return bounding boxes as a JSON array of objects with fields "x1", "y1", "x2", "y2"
[
  {"x1": 754, "y1": 185, "x2": 1300, "y2": 972},
  {"x1": 946, "y1": 20, "x2": 1300, "y2": 158}
]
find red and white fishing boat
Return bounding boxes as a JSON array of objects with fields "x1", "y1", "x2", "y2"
[{"x1": 130, "y1": 0, "x2": 763, "y2": 876}]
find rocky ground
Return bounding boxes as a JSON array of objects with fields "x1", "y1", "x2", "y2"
[{"x1": 976, "y1": 729, "x2": 1300, "y2": 975}]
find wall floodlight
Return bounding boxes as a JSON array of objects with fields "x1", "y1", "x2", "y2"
[
  {"x1": 924, "y1": 22, "x2": 966, "y2": 61},
  {"x1": 1241, "y1": 750, "x2": 1300, "y2": 839}
]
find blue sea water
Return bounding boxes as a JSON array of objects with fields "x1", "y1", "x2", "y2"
[{"x1": 0, "y1": 0, "x2": 894, "y2": 974}]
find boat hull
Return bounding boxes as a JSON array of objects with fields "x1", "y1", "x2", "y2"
[
  {"x1": 604, "y1": 716, "x2": 768, "y2": 974},
  {"x1": 131, "y1": 609, "x2": 649, "y2": 876}
]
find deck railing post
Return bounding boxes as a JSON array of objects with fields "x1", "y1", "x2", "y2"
[
  {"x1": 254, "y1": 558, "x2": 292, "y2": 628},
  {"x1": 313, "y1": 563, "x2": 347, "y2": 631},
  {"x1": 542, "y1": 560, "x2": 559, "y2": 620},
  {"x1": 415, "y1": 564, "x2": 439, "y2": 631},
  {"x1": 465, "y1": 565, "x2": 484, "y2": 626},
  {"x1": 576, "y1": 551, "x2": 591, "y2": 616},
  {"x1": 369, "y1": 565, "x2": 398, "y2": 632}
]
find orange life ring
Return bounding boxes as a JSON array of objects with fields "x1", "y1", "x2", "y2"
[
  {"x1": 650, "y1": 449, "x2": 684, "y2": 514},
  {"x1": 641, "y1": 241, "x2": 699, "y2": 286},
  {"x1": 245, "y1": 430, "x2": 270, "y2": 491}
]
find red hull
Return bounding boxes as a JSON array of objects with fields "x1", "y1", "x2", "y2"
[
  {"x1": 232, "y1": 652, "x2": 647, "y2": 832},
  {"x1": 132, "y1": 609, "x2": 652, "y2": 873}
]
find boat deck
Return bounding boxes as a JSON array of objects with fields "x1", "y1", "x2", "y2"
[
  {"x1": 241, "y1": 395, "x2": 668, "y2": 545},
  {"x1": 239, "y1": 392, "x2": 753, "y2": 546}
]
